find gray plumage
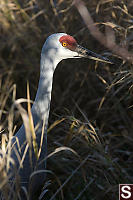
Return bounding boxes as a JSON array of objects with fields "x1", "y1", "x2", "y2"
[{"x1": 2, "y1": 33, "x2": 111, "y2": 200}]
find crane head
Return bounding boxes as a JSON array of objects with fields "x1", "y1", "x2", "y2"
[{"x1": 42, "y1": 33, "x2": 112, "y2": 64}]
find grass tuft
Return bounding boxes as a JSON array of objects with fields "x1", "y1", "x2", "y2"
[{"x1": 0, "y1": 0, "x2": 133, "y2": 199}]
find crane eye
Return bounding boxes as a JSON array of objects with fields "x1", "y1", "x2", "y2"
[{"x1": 62, "y1": 42, "x2": 67, "y2": 47}]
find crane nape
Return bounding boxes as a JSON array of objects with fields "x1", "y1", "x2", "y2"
[{"x1": 2, "y1": 33, "x2": 112, "y2": 200}]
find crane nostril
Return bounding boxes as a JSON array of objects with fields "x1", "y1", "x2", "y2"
[{"x1": 76, "y1": 45, "x2": 113, "y2": 63}]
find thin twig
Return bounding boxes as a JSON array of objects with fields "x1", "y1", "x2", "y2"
[{"x1": 73, "y1": 0, "x2": 133, "y2": 63}]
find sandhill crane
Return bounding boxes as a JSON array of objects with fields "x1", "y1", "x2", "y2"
[{"x1": 6, "y1": 33, "x2": 111, "y2": 199}]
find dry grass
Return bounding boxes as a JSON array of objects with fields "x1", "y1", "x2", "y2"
[{"x1": 0, "y1": 0, "x2": 133, "y2": 199}]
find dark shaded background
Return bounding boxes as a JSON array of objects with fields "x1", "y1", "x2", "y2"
[{"x1": 0, "y1": 0, "x2": 133, "y2": 199}]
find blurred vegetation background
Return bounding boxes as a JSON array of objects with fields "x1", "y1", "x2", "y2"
[{"x1": 0, "y1": 0, "x2": 133, "y2": 199}]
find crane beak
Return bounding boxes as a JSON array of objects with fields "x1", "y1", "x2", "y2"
[{"x1": 75, "y1": 45, "x2": 113, "y2": 64}]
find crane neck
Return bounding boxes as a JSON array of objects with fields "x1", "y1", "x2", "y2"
[{"x1": 31, "y1": 50, "x2": 60, "y2": 127}]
